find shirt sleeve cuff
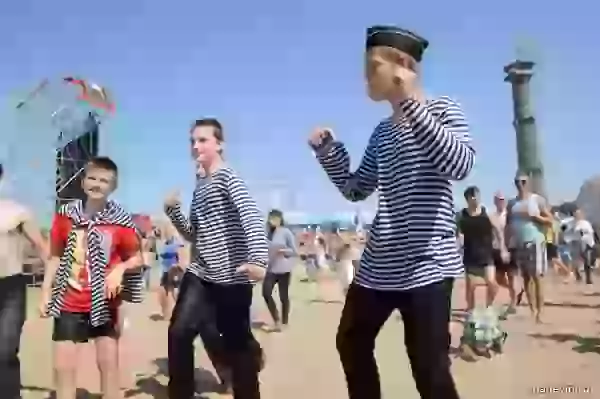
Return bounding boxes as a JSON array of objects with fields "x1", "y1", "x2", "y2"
[
  {"x1": 312, "y1": 141, "x2": 338, "y2": 159},
  {"x1": 247, "y1": 260, "x2": 267, "y2": 268},
  {"x1": 164, "y1": 204, "x2": 181, "y2": 215}
]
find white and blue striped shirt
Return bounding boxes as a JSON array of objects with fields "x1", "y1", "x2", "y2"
[
  {"x1": 316, "y1": 97, "x2": 475, "y2": 290},
  {"x1": 166, "y1": 166, "x2": 269, "y2": 284}
]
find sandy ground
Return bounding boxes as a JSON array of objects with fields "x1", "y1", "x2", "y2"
[{"x1": 20, "y1": 271, "x2": 600, "y2": 398}]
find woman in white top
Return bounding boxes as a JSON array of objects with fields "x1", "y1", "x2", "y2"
[{"x1": 571, "y1": 208, "x2": 596, "y2": 282}]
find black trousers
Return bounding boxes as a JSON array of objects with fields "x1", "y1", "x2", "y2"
[
  {"x1": 262, "y1": 272, "x2": 291, "y2": 325},
  {"x1": 168, "y1": 273, "x2": 262, "y2": 399},
  {"x1": 0, "y1": 274, "x2": 27, "y2": 399},
  {"x1": 336, "y1": 280, "x2": 459, "y2": 399}
]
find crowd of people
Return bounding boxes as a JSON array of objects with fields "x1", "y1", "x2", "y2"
[
  {"x1": 0, "y1": 23, "x2": 597, "y2": 399},
  {"x1": 454, "y1": 176, "x2": 598, "y2": 360},
  {"x1": 138, "y1": 209, "x2": 366, "y2": 332}
]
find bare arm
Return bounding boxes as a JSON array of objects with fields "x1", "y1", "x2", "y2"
[
  {"x1": 531, "y1": 195, "x2": 553, "y2": 226},
  {"x1": 532, "y1": 208, "x2": 553, "y2": 226},
  {"x1": 113, "y1": 229, "x2": 144, "y2": 274},
  {"x1": 504, "y1": 205, "x2": 514, "y2": 249},
  {"x1": 20, "y1": 213, "x2": 50, "y2": 261},
  {"x1": 118, "y1": 252, "x2": 144, "y2": 273},
  {"x1": 455, "y1": 211, "x2": 464, "y2": 245},
  {"x1": 41, "y1": 256, "x2": 60, "y2": 293},
  {"x1": 497, "y1": 228, "x2": 507, "y2": 252},
  {"x1": 42, "y1": 213, "x2": 66, "y2": 296}
]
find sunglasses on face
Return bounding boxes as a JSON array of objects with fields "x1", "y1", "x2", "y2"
[{"x1": 514, "y1": 179, "x2": 527, "y2": 185}]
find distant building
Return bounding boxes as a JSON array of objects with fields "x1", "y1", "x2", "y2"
[
  {"x1": 283, "y1": 210, "x2": 374, "y2": 231},
  {"x1": 55, "y1": 113, "x2": 99, "y2": 208}
]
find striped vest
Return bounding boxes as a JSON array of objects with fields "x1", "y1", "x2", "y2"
[{"x1": 47, "y1": 200, "x2": 143, "y2": 326}]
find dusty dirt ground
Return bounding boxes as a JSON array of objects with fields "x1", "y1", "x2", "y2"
[{"x1": 20, "y1": 273, "x2": 600, "y2": 398}]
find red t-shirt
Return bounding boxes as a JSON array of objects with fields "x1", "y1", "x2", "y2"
[{"x1": 50, "y1": 213, "x2": 140, "y2": 313}]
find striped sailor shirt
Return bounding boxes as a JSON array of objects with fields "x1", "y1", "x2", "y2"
[
  {"x1": 166, "y1": 166, "x2": 269, "y2": 284},
  {"x1": 315, "y1": 96, "x2": 475, "y2": 290}
]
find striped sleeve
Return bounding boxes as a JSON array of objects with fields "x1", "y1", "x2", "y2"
[
  {"x1": 226, "y1": 175, "x2": 269, "y2": 268},
  {"x1": 400, "y1": 96, "x2": 474, "y2": 180},
  {"x1": 164, "y1": 204, "x2": 195, "y2": 242},
  {"x1": 315, "y1": 133, "x2": 378, "y2": 202}
]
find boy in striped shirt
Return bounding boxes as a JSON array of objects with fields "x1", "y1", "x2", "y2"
[
  {"x1": 309, "y1": 26, "x2": 474, "y2": 399},
  {"x1": 42, "y1": 157, "x2": 144, "y2": 399},
  {"x1": 165, "y1": 118, "x2": 268, "y2": 399}
]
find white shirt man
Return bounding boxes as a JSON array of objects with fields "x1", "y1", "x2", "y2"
[
  {"x1": 0, "y1": 164, "x2": 48, "y2": 398},
  {"x1": 574, "y1": 218, "x2": 595, "y2": 250}
]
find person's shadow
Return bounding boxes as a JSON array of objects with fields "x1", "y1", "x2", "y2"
[
  {"x1": 21, "y1": 386, "x2": 101, "y2": 398},
  {"x1": 544, "y1": 301, "x2": 600, "y2": 310},
  {"x1": 149, "y1": 314, "x2": 165, "y2": 322},
  {"x1": 123, "y1": 357, "x2": 222, "y2": 398},
  {"x1": 529, "y1": 333, "x2": 600, "y2": 354}
]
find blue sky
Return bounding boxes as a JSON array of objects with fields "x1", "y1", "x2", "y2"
[{"x1": 0, "y1": 0, "x2": 598, "y2": 221}]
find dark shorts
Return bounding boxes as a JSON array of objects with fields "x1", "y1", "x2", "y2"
[
  {"x1": 464, "y1": 264, "x2": 494, "y2": 278},
  {"x1": 52, "y1": 310, "x2": 118, "y2": 343},
  {"x1": 160, "y1": 269, "x2": 183, "y2": 289},
  {"x1": 514, "y1": 242, "x2": 547, "y2": 277},
  {"x1": 463, "y1": 251, "x2": 493, "y2": 277},
  {"x1": 546, "y1": 243, "x2": 558, "y2": 260},
  {"x1": 492, "y1": 249, "x2": 518, "y2": 271}
]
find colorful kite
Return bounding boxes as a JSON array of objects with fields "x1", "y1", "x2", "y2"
[
  {"x1": 62, "y1": 77, "x2": 115, "y2": 112},
  {"x1": 14, "y1": 76, "x2": 115, "y2": 147},
  {"x1": 16, "y1": 76, "x2": 114, "y2": 112}
]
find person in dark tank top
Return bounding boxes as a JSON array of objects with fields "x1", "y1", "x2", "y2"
[{"x1": 457, "y1": 186, "x2": 499, "y2": 311}]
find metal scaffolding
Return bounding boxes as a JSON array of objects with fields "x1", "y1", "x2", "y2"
[{"x1": 55, "y1": 112, "x2": 100, "y2": 208}]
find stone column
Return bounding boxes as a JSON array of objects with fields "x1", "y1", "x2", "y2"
[{"x1": 504, "y1": 60, "x2": 546, "y2": 198}]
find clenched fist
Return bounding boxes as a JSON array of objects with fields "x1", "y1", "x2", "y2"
[
  {"x1": 164, "y1": 190, "x2": 181, "y2": 208},
  {"x1": 236, "y1": 263, "x2": 267, "y2": 281},
  {"x1": 308, "y1": 127, "x2": 335, "y2": 150}
]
